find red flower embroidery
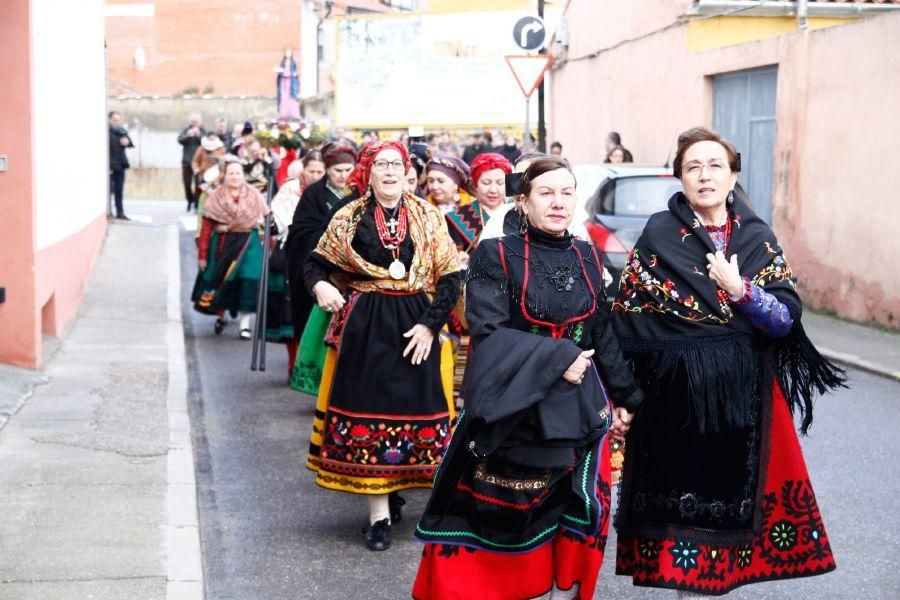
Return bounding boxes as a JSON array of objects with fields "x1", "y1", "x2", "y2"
[
  {"x1": 417, "y1": 427, "x2": 438, "y2": 444},
  {"x1": 349, "y1": 424, "x2": 371, "y2": 441}
]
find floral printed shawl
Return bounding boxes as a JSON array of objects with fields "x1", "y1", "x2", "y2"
[
  {"x1": 203, "y1": 182, "x2": 269, "y2": 231},
  {"x1": 314, "y1": 192, "x2": 462, "y2": 294}
]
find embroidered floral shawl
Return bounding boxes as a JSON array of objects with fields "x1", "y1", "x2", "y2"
[{"x1": 612, "y1": 192, "x2": 844, "y2": 433}]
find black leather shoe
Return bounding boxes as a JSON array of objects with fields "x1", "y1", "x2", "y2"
[
  {"x1": 388, "y1": 492, "x2": 405, "y2": 523},
  {"x1": 363, "y1": 518, "x2": 391, "y2": 551},
  {"x1": 214, "y1": 318, "x2": 226, "y2": 335}
]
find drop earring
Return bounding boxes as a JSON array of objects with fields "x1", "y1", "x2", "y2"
[{"x1": 727, "y1": 189, "x2": 735, "y2": 206}]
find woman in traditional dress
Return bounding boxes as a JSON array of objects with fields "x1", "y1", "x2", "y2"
[
  {"x1": 305, "y1": 141, "x2": 463, "y2": 551},
  {"x1": 267, "y1": 159, "x2": 307, "y2": 376},
  {"x1": 612, "y1": 127, "x2": 844, "y2": 597},
  {"x1": 444, "y1": 152, "x2": 512, "y2": 254},
  {"x1": 443, "y1": 152, "x2": 512, "y2": 406},
  {"x1": 286, "y1": 144, "x2": 358, "y2": 395},
  {"x1": 192, "y1": 158, "x2": 270, "y2": 339},
  {"x1": 425, "y1": 154, "x2": 474, "y2": 215},
  {"x1": 413, "y1": 157, "x2": 642, "y2": 600}
]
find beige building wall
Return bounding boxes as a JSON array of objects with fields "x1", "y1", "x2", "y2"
[{"x1": 550, "y1": 3, "x2": 900, "y2": 329}]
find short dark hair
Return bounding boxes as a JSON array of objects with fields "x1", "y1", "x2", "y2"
[
  {"x1": 672, "y1": 126, "x2": 740, "y2": 179},
  {"x1": 108, "y1": 111, "x2": 121, "y2": 119},
  {"x1": 550, "y1": 141, "x2": 562, "y2": 150},
  {"x1": 606, "y1": 131, "x2": 621, "y2": 145},
  {"x1": 519, "y1": 156, "x2": 574, "y2": 196}
]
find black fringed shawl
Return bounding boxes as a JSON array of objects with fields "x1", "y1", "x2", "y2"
[{"x1": 612, "y1": 192, "x2": 845, "y2": 434}]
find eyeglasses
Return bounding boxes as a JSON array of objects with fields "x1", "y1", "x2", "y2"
[
  {"x1": 683, "y1": 160, "x2": 729, "y2": 178},
  {"x1": 373, "y1": 159, "x2": 406, "y2": 172}
]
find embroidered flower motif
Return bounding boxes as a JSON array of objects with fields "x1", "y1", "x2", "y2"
[
  {"x1": 680, "y1": 227, "x2": 692, "y2": 242},
  {"x1": 669, "y1": 539, "x2": 700, "y2": 573},
  {"x1": 709, "y1": 500, "x2": 726, "y2": 520},
  {"x1": 692, "y1": 218, "x2": 701, "y2": 230},
  {"x1": 769, "y1": 520, "x2": 798, "y2": 550},
  {"x1": 349, "y1": 424, "x2": 371, "y2": 442},
  {"x1": 739, "y1": 499, "x2": 754, "y2": 521},
  {"x1": 383, "y1": 446, "x2": 404, "y2": 464},
  {"x1": 733, "y1": 214, "x2": 741, "y2": 228},
  {"x1": 678, "y1": 493, "x2": 699, "y2": 518},
  {"x1": 638, "y1": 539, "x2": 661, "y2": 560},
  {"x1": 735, "y1": 545, "x2": 753, "y2": 568},
  {"x1": 416, "y1": 426, "x2": 438, "y2": 444}
]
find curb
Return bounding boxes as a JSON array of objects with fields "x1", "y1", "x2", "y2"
[
  {"x1": 818, "y1": 347, "x2": 900, "y2": 383},
  {"x1": 165, "y1": 223, "x2": 205, "y2": 600}
]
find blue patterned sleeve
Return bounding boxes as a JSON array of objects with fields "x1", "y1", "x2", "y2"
[{"x1": 733, "y1": 278, "x2": 793, "y2": 337}]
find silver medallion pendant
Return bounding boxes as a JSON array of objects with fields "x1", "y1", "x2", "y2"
[{"x1": 388, "y1": 259, "x2": 406, "y2": 280}]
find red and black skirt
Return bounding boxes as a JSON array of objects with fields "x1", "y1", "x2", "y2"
[
  {"x1": 615, "y1": 382, "x2": 835, "y2": 595},
  {"x1": 413, "y1": 421, "x2": 612, "y2": 599}
]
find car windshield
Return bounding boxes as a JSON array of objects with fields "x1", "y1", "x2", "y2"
[{"x1": 591, "y1": 176, "x2": 682, "y2": 217}]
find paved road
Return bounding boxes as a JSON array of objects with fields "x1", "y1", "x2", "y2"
[{"x1": 179, "y1": 225, "x2": 900, "y2": 600}]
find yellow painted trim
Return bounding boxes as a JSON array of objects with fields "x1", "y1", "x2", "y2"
[{"x1": 686, "y1": 15, "x2": 857, "y2": 53}]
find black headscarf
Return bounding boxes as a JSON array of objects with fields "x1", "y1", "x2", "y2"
[{"x1": 612, "y1": 192, "x2": 844, "y2": 433}]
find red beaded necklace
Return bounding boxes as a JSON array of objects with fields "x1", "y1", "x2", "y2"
[{"x1": 373, "y1": 199, "x2": 409, "y2": 279}]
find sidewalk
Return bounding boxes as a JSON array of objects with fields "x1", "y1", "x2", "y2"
[
  {"x1": 0, "y1": 214, "x2": 201, "y2": 600},
  {"x1": 804, "y1": 311, "x2": 900, "y2": 382}
]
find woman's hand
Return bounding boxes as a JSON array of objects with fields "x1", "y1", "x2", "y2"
[
  {"x1": 198, "y1": 259, "x2": 208, "y2": 270},
  {"x1": 312, "y1": 281, "x2": 345, "y2": 313},
  {"x1": 706, "y1": 251, "x2": 743, "y2": 298},
  {"x1": 610, "y1": 407, "x2": 633, "y2": 442},
  {"x1": 562, "y1": 349, "x2": 595, "y2": 384},
  {"x1": 215, "y1": 224, "x2": 229, "y2": 233},
  {"x1": 402, "y1": 324, "x2": 435, "y2": 365}
]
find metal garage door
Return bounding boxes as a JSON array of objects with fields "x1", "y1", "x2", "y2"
[{"x1": 713, "y1": 67, "x2": 778, "y2": 224}]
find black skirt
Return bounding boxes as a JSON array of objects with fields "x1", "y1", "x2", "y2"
[{"x1": 310, "y1": 291, "x2": 453, "y2": 493}]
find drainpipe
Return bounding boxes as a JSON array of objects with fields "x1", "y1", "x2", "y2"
[
  {"x1": 797, "y1": 0, "x2": 809, "y2": 30},
  {"x1": 689, "y1": 1, "x2": 900, "y2": 18}
]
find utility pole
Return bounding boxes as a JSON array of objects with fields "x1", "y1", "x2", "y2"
[{"x1": 536, "y1": 0, "x2": 546, "y2": 153}]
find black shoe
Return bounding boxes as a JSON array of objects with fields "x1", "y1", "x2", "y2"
[
  {"x1": 388, "y1": 492, "x2": 405, "y2": 523},
  {"x1": 214, "y1": 318, "x2": 226, "y2": 335},
  {"x1": 363, "y1": 518, "x2": 391, "y2": 551},
  {"x1": 115, "y1": 214, "x2": 130, "y2": 221}
]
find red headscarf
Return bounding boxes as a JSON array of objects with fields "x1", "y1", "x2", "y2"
[
  {"x1": 470, "y1": 152, "x2": 512, "y2": 186},
  {"x1": 349, "y1": 140, "x2": 411, "y2": 193}
]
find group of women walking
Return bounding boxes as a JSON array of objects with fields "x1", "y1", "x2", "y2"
[{"x1": 191, "y1": 125, "x2": 844, "y2": 599}]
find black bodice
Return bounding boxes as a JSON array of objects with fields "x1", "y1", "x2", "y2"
[{"x1": 466, "y1": 226, "x2": 643, "y2": 411}]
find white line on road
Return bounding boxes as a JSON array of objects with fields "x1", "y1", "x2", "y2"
[{"x1": 165, "y1": 223, "x2": 204, "y2": 600}]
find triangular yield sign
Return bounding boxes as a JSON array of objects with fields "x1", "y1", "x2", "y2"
[{"x1": 505, "y1": 54, "x2": 553, "y2": 99}]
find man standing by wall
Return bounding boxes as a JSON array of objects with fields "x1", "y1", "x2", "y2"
[
  {"x1": 177, "y1": 113, "x2": 205, "y2": 212},
  {"x1": 108, "y1": 111, "x2": 133, "y2": 220}
]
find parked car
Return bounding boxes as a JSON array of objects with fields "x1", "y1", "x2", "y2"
[{"x1": 572, "y1": 164, "x2": 682, "y2": 300}]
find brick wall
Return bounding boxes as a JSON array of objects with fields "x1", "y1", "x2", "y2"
[{"x1": 106, "y1": 0, "x2": 303, "y2": 96}]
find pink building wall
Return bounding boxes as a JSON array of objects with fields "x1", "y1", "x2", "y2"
[
  {"x1": 550, "y1": 3, "x2": 900, "y2": 329},
  {"x1": 0, "y1": 1, "x2": 108, "y2": 368}
]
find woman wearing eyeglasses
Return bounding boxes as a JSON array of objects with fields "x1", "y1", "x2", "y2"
[
  {"x1": 612, "y1": 127, "x2": 844, "y2": 596},
  {"x1": 303, "y1": 141, "x2": 463, "y2": 551}
]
